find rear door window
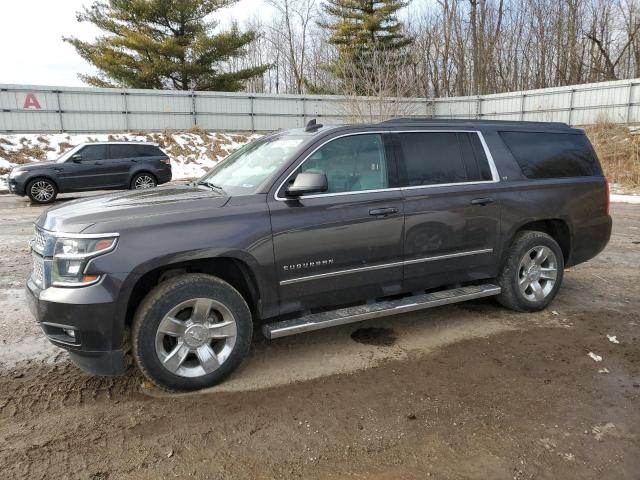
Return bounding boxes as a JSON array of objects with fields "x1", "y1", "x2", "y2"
[
  {"x1": 299, "y1": 134, "x2": 388, "y2": 193},
  {"x1": 498, "y1": 131, "x2": 601, "y2": 178},
  {"x1": 79, "y1": 145, "x2": 107, "y2": 161},
  {"x1": 396, "y1": 132, "x2": 493, "y2": 186},
  {"x1": 109, "y1": 144, "x2": 136, "y2": 159}
]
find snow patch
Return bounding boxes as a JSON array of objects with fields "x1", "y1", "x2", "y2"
[
  {"x1": 588, "y1": 352, "x2": 603, "y2": 362},
  {"x1": 606, "y1": 334, "x2": 620, "y2": 344},
  {"x1": 611, "y1": 193, "x2": 640, "y2": 204}
]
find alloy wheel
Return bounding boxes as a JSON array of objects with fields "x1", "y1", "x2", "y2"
[
  {"x1": 31, "y1": 181, "x2": 55, "y2": 202},
  {"x1": 154, "y1": 298, "x2": 238, "y2": 378},
  {"x1": 517, "y1": 246, "x2": 558, "y2": 302},
  {"x1": 134, "y1": 175, "x2": 155, "y2": 189}
]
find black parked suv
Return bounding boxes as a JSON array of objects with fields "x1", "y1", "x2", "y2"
[
  {"x1": 25, "y1": 119, "x2": 611, "y2": 391},
  {"x1": 8, "y1": 142, "x2": 172, "y2": 203}
]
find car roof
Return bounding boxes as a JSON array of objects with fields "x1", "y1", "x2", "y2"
[{"x1": 79, "y1": 141, "x2": 160, "y2": 146}]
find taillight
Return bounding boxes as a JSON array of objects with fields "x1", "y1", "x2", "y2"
[
  {"x1": 604, "y1": 177, "x2": 610, "y2": 215},
  {"x1": 160, "y1": 158, "x2": 171, "y2": 165}
]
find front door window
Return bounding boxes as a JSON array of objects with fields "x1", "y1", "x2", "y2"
[{"x1": 299, "y1": 134, "x2": 388, "y2": 193}]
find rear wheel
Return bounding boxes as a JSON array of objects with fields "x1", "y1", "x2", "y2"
[
  {"x1": 132, "y1": 274, "x2": 252, "y2": 392},
  {"x1": 26, "y1": 177, "x2": 57, "y2": 204},
  {"x1": 497, "y1": 231, "x2": 564, "y2": 312},
  {"x1": 131, "y1": 173, "x2": 157, "y2": 190}
]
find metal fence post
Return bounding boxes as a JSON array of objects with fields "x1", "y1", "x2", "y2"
[
  {"x1": 301, "y1": 96, "x2": 306, "y2": 126},
  {"x1": 426, "y1": 97, "x2": 435, "y2": 118},
  {"x1": 191, "y1": 90, "x2": 197, "y2": 127},
  {"x1": 476, "y1": 96, "x2": 482, "y2": 119},
  {"x1": 54, "y1": 90, "x2": 64, "y2": 132},
  {"x1": 626, "y1": 82, "x2": 634, "y2": 124},
  {"x1": 249, "y1": 96, "x2": 255, "y2": 132},
  {"x1": 520, "y1": 93, "x2": 526, "y2": 121},
  {"x1": 568, "y1": 89, "x2": 575, "y2": 125},
  {"x1": 122, "y1": 91, "x2": 129, "y2": 132}
]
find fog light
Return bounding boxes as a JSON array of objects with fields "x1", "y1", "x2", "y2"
[{"x1": 64, "y1": 328, "x2": 76, "y2": 338}]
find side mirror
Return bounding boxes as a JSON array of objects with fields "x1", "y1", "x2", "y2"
[
  {"x1": 286, "y1": 172, "x2": 328, "y2": 197},
  {"x1": 71, "y1": 154, "x2": 82, "y2": 163}
]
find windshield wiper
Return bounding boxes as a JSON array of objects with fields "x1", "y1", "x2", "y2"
[{"x1": 197, "y1": 181, "x2": 226, "y2": 194}]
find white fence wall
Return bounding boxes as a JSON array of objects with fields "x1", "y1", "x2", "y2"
[{"x1": 1, "y1": 78, "x2": 639, "y2": 133}]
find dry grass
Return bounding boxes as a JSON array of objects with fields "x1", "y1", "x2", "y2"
[
  {"x1": 585, "y1": 122, "x2": 640, "y2": 189},
  {"x1": 0, "y1": 144, "x2": 47, "y2": 164}
]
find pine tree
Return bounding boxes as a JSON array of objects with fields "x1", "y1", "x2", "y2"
[
  {"x1": 64, "y1": 0, "x2": 269, "y2": 91},
  {"x1": 319, "y1": 0, "x2": 412, "y2": 79}
]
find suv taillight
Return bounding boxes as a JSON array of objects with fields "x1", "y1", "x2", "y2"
[
  {"x1": 160, "y1": 158, "x2": 171, "y2": 165},
  {"x1": 604, "y1": 177, "x2": 610, "y2": 215}
]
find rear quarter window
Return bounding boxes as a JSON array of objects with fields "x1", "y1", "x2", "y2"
[
  {"x1": 135, "y1": 145, "x2": 164, "y2": 157},
  {"x1": 499, "y1": 131, "x2": 601, "y2": 179}
]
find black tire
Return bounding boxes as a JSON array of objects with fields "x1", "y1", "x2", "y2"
[
  {"x1": 132, "y1": 273, "x2": 253, "y2": 392},
  {"x1": 496, "y1": 230, "x2": 564, "y2": 312},
  {"x1": 26, "y1": 177, "x2": 58, "y2": 204},
  {"x1": 130, "y1": 172, "x2": 157, "y2": 190}
]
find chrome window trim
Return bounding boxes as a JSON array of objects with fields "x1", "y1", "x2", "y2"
[
  {"x1": 280, "y1": 248, "x2": 493, "y2": 285},
  {"x1": 274, "y1": 130, "x2": 500, "y2": 201}
]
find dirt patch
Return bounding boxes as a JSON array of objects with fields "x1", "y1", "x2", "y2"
[{"x1": 351, "y1": 327, "x2": 398, "y2": 346}]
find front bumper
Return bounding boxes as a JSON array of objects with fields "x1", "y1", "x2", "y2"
[
  {"x1": 8, "y1": 177, "x2": 25, "y2": 195},
  {"x1": 26, "y1": 277, "x2": 127, "y2": 375}
]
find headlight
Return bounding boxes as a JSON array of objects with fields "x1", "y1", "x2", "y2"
[{"x1": 51, "y1": 235, "x2": 118, "y2": 287}]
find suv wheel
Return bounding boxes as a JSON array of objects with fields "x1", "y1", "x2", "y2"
[
  {"x1": 131, "y1": 173, "x2": 157, "y2": 190},
  {"x1": 132, "y1": 274, "x2": 252, "y2": 391},
  {"x1": 497, "y1": 230, "x2": 564, "y2": 312},
  {"x1": 26, "y1": 177, "x2": 58, "y2": 204}
]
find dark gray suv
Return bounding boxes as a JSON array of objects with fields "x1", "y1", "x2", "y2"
[
  {"x1": 25, "y1": 119, "x2": 611, "y2": 391},
  {"x1": 8, "y1": 141, "x2": 172, "y2": 203}
]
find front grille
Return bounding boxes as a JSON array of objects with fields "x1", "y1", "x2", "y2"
[
  {"x1": 31, "y1": 226, "x2": 55, "y2": 256},
  {"x1": 31, "y1": 253, "x2": 45, "y2": 288},
  {"x1": 30, "y1": 227, "x2": 53, "y2": 288},
  {"x1": 32, "y1": 227, "x2": 48, "y2": 254}
]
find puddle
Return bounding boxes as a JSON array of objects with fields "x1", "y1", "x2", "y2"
[{"x1": 350, "y1": 327, "x2": 398, "y2": 347}]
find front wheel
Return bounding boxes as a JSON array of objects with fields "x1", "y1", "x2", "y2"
[
  {"x1": 26, "y1": 177, "x2": 58, "y2": 204},
  {"x1": 497, "y1": 231, "x2": 564, "y2": 312},
  {"x1": 130, "y1": 172, "x2": 157, "y2": 190},
  {"x1": 132, "y1": 274, "x2": 253, "y2": 391}
]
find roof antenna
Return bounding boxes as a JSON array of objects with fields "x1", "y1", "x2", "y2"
[{"x1": 305, "y1": 118, "x2": 323, "y2": 132}]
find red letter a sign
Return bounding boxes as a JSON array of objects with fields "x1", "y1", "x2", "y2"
[{"x1": 23, "y1": 93, "x2": 41, "y2": 109}]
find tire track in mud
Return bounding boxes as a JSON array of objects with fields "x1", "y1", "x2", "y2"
[{"x1": 0, "y1": 360, "x2": 144, "y2": 420}]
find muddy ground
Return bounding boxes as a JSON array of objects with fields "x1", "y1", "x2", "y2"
[{"x1": 0, "y1": 192, "x2": 638, "y2": 480}]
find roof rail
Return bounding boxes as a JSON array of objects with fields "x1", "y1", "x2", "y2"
[{"x1": 380, "y1": 117, "x2": 569, "y2": 127}]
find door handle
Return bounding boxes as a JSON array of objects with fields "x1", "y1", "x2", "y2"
[
  {"x1": 95, "y1": 161, "x2": 103, "y2": 165},
  {"x1": 471, "y1": 197, "x2": 494, "y2": 206},
  {"x1": 369, "y1": 207, "x2": 398, "y2": 217}
]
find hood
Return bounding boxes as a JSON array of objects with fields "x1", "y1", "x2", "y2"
[
  {"x1": 13, "y1": 160, "x2": 58, "y2": 171},
  {"x1": 37, "y1": 185, "x2": 229, "y2": 233}
]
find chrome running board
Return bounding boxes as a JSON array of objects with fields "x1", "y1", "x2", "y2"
[{"x1": 263, "y1": 284, "x2": 501, "y2": 339}]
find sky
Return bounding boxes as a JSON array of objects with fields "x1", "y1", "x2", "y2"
[{"x1": 0, "y1": 0, "x2": 267, "y2": 87}]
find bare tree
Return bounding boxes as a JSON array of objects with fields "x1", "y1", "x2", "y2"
[
  {"x1": 237, "y1": 0, "x2": 640, "y2": 97},
  {"x1": 331, "y1": 47, "x2": 422, "y2": 122}
]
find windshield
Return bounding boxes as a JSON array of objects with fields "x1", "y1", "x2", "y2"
[
  {"x1": 197, "y1": 135, "x2": 305, "y2": 195},
  {"x1": 56, "y1": 144, "x2": 83, "y2": 163}
]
